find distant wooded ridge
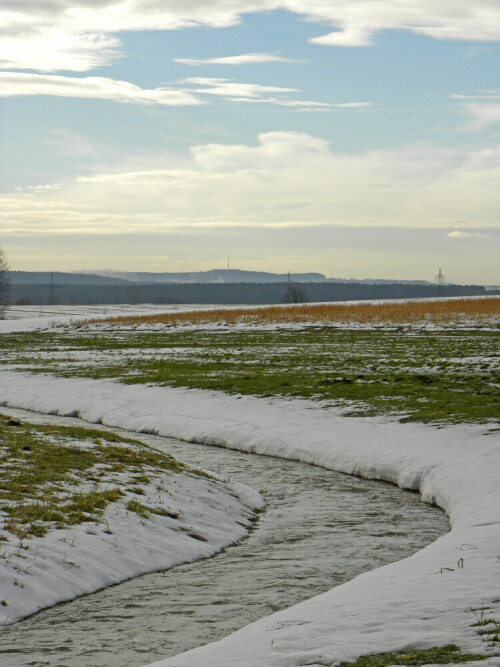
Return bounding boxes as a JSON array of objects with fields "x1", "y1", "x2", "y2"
[
  {"x1": 10, "y1": 269, "x2": 438, "y2": 286},
  {"x1": 9, "y1": 276, "x2": 495, "y2": 306}
]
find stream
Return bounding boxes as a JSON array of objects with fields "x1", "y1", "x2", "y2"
[{"x1": 0, "y1": 408, "x2": 449, "y2": 666}]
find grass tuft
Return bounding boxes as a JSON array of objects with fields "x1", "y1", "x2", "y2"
[{"x1": 337, "y1": 644, "x2": 492, "y2": 666}]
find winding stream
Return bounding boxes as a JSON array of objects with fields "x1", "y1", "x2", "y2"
[{"x1": 0, "y1": 408, "x2": 449, "y2": 667}]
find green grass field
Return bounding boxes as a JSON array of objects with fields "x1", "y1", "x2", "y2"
[{"x1": 1, "y1": 324, "x2": 498, "y2": 424}]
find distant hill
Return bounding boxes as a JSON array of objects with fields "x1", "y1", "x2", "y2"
[
  {"x1": 78, "y1": 269, "x2": 327, "y2": 284},
  {"x1": 73, "y1": 269, "x2": 438, "y2": 285},
  {"x1": 10, "y1": 271, "x2": 131, "y2": 285},
  {"x1": 326, "y1": 278, "x2": 432, "y2": 285}
]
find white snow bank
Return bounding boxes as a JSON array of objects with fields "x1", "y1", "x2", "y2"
[
  {"x1": 0, "y1": 397, "x2": 263, "y2": 626},
  {"x1": 0, "y1": 370, "x2": 499, "y2": 666}
]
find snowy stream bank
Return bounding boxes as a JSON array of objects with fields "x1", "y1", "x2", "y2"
[
  {"x1": 0, "y1": 407, "x2": 447, "y2": 666},
  {"x1": 0, "y1": 369, "x2": 499, "y2": 666}
]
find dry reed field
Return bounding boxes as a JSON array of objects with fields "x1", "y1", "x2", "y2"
[{"x1": 88, "y1": 297, "x2": 500, "y2": 327}]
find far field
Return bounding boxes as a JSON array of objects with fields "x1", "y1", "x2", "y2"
[{"x1": 1, "y1": 298, "x2": 499, "y2": 424}]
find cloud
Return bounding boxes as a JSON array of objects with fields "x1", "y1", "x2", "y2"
[
  {"x1": 367, "y1": 143, "x2": 464, "y2": 183},
  {"x1": 239, "y1": 98, "x2": 371, "y2": 110},
  {"x1": 3, "y1": 132, "x2": 500, "y2": 243},
  {"x1": 3, "y1": 2, "x2": 500, "y2": 72},
  {"x1": 0, "y1": 23, "x2": 122, "y2": 72},
  {"x1": 447, "y1": 230, "x2": 491, "y2": 239},
  {"x1": 331, "y1": 102, "x2": 372, "y2": 108},
  {"x1": 191, "y1": 131, "x2": 331, "y2": 170},
  {"x1": 177, "y1": 76, "x2": 339, "y2": 110},
  {"x1": 244, "y1": 97, "x2": 332, "y2": 110},
  {"x1": 0, "y1": 72, "x2": 203, "y2": 106},
  {"x1": 451, "y1": 90, "x2": 500, "y2": 101},
  {"x1": 44, "y1": 129, "x2": 98, "y2": 157},
  {"x1": 174, "y1": 52, "x2": 302, "y2": 66},
  {"x1": 462, "y1": 103, "x2": 500, "y2": 129},
  {"x1": 310, "y1": 26, "x2": 375, "y2": 48},
  {"x1": 303, "y1": 1, "x2": 500, "y2": 47},
  {"x1": 178, "y1": 77, "x2": 296, "y2": 98},
  {"x1": 0, "y1": 72, "x2": 342, "y2": 111},
  {"x1": 451, "y1": 91, "x2": 500, "y2": 130}
]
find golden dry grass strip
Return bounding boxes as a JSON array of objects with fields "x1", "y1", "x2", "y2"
[{"x1": 83, "y1": 297, "x2": 500, "y2": 327}]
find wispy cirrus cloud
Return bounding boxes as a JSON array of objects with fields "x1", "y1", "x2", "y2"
[
  {"x1": 0, "y1": 72, "x2": 348, "y2": 111},
  {"x1": 177, "y1": 77, "x2": 339, "y2": 110},
  {"x1": 178, "y1": 77, "x2": 297, "y2": 98},
  {"x1": 2, "y1": 2, "x2": 500, "y2": 72},
  {"x1": 0, "y1": 72, "x2": 369, "y2": 112},
  {"x1": 452, "y1": 90, "x2": 500, "y2": 129},
  {"x1": 174, "y1": 52, "x2": 303, "y2": 66},
  {"x1": 463, "y1": 103, "x2": 500, "y2": 129},
  {"x1": 230, "y1": 97, "x2": 371, "y2": 111},
  {"x1": 0, "y1": 72, "x2": 203, "y2": 106},
  {"x1": 331, "y1": 102, "x2": 372, "y2": 108},
  {"x1": 451, "y1": 90, "x2": 500, "y2": 101},
  {"x1": 176, "y1": 77, "x2": 369, "y2": 111}
]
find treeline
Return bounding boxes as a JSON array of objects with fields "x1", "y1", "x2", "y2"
[{"x1": 10, "y1": 281, "x2": 494, "y2": 305}]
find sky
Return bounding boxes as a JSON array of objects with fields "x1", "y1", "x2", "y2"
[{"x1": 1, "y1": 1, "x2": 500, "y2": 283}]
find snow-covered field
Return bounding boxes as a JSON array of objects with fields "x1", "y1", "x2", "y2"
[
  {"x1": 0, "y1": 306, "x2": 499, "y2": 666},
  {"x1": 0, "y1": 304, "x2": 221, "y2": 333},
  {"x1": 2, "y1": 304, "x2": 229, "y2": 322}
]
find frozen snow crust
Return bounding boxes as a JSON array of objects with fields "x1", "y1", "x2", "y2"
[{"x1": 0, "y1": 370, "x2": 499, "y2": 666}]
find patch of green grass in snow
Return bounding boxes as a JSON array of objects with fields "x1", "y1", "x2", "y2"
[
  {"x1": 0, "y1": 327, "x2": 498, "y2": 423},
  {"x1": 336, "y1": 644, "x2": 492, "y2": 666},
  {"x1": 0, "y1": 414, "x2": 184, "y2": 541}
]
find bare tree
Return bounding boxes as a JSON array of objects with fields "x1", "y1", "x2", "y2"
[
  {"x1": 0, "y1": 247, "x2": 11, "y2": 319},
  {"x1": 285, "y1": 283, "x2": 308, "y2": 304}
]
